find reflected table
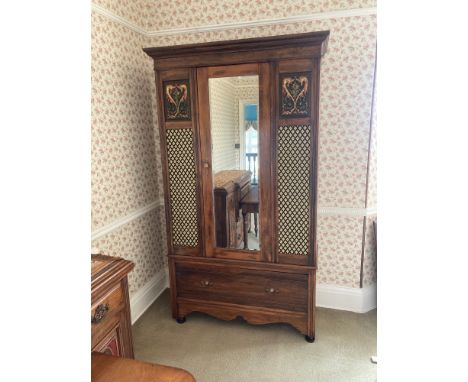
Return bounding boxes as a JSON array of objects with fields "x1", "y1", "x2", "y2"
[{"x1": 240, "y1": 186, "x2": 259, "y2": 249}]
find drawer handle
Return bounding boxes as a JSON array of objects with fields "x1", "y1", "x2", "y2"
[
  {"x1": 91, "y1": 303, "x2": 109, "y2": 324},
  {"x1": 265, "y1": 287, "x2": 279, "y2": 294},
  {"x1": 200, "y1": 280, "x2": 212, "y2": 287}
]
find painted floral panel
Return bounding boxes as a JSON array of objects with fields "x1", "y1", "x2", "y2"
[
  {"x1": 163, "y1": 80, "x2": 191, "y2": 121},
  {"x1": 280, "y1": 72, "x2": 311, "y2": 118}
]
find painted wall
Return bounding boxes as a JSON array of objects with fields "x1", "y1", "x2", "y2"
[{"x1": 91, "y1": 0, "x2": 377, "y2": 298}]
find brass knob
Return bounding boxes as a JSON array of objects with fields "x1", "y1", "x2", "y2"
[
  {"x1": 91, "y1": 303, "x2": 109, "y2": 324},
  {"x1": 201, "y1": 280, "x2": 212, "y2": 287},
  {"x1": 265, "y1": 287, "x2": 279, "y2": 294}
]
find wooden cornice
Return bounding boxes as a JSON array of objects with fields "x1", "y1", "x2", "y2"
[{"x1": 143, "y1": 31, "x2": 330, "y2": 70}]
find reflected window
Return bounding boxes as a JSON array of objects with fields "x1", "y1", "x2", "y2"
[{"x1": 244, "y1": 104, "x2": 258, "y2": 185}]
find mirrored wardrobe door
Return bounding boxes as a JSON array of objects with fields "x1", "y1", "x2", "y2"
[{"x1": 196, "y1": 63, "x2": 272, "y2": 262}]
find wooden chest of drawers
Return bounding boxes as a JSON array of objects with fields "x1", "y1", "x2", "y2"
[
  {"x1": 91, "y1": 254, "x2": 134, "y2": 358},
  {"x1": 213, "y1": 170, "x2": 251, "y2": 248}
]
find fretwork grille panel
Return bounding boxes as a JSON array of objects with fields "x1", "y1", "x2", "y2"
[
  {"x1": 277, "y1": 125, "x2": 311, "y2": 256},
  {"x1": 166, "y1": 128, "x2": 199, "y2": 247}
]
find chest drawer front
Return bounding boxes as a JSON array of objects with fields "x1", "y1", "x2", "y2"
[
  {"x1": 92, "y1": 321, "x2": 124, "y2": 357},
  {"x1": 91, "y1": 283, "x2": 124, "y2": 339},
  {"x1": 176, "y1": 263, "x2": 308, "y2": 312}
]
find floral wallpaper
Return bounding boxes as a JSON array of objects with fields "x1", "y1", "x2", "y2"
[
  {"x1": 362, "y1": 214, "x2": 377, "y2": 286},
  {"x1": 366, "y1": 75, "x2": 377, "y2": 208},
  {"x1": 144, "y1": 0, "x2": 377, "y2": 31},
  {"x1": 92, "y1": 0, "x2": 148, "y2": 29},
  {"x1": 362, "y1": 70, "x2": 376, "y2": 287},
  {"x1": 317, "y1": 215, "x2": 364, "y2": 287},
  {"x1": 92, "y1": 9, "x2": 167, "y2": 294},
  {"x1": 91, "y1": 11, "x2": 163, "y2": 231},
  {"x1": 93, "y1": 0, "x2": 377, "y2": 31},
  {"x1": 92, "y1": 207, "x2": 167, "y2": 297},
  {"x1": 91, "y1": 0, "x2": 377, "y2": 292}
]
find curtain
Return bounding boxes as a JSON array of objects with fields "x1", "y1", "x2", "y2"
[{"x1": 245, "y1": 120, "x2": 258, "y2": 130}]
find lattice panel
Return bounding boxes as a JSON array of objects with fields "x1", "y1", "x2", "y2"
[
  {"x1": 166, "y1": 128, "x2": 199, "y2": 247},
  {"x1": 277, "y1": 125, "x2": 311, "y2": 255}
]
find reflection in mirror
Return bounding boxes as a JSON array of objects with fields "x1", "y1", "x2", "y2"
[{"x1": 209, "y1": 75, "x2": 260, "y2": 251}]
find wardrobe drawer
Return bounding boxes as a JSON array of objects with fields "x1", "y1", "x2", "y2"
[{"x1": 176, "y1": 263, "x2": 308, "y2": 312}]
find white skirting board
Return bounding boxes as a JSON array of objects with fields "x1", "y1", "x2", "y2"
[
  {"x1": 130, "y1": 268, "x2": 376, "y2": 322},
  {"x1": 316, "y1": 283, "x2": 377, "y2": 313},
  {"x1": 130, "y1": 268, "x2": 169, "y2": 324}
]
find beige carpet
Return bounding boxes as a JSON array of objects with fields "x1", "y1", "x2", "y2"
[{"x1": 132, "y1": 289, "x2": 376, "y2": 382}]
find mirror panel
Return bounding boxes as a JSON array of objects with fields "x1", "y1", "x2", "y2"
[{"x1": 208, "y1": 75, "x2": 260, "y2": 251}]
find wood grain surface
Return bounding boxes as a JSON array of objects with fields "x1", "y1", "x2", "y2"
[{"x1": 92, "y1": 352, "x2": 196, "y2": 382}]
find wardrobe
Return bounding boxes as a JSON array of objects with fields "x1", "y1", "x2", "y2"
[{"x1": 144, "y1": 31, "x2": 329, "y2": 342}]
